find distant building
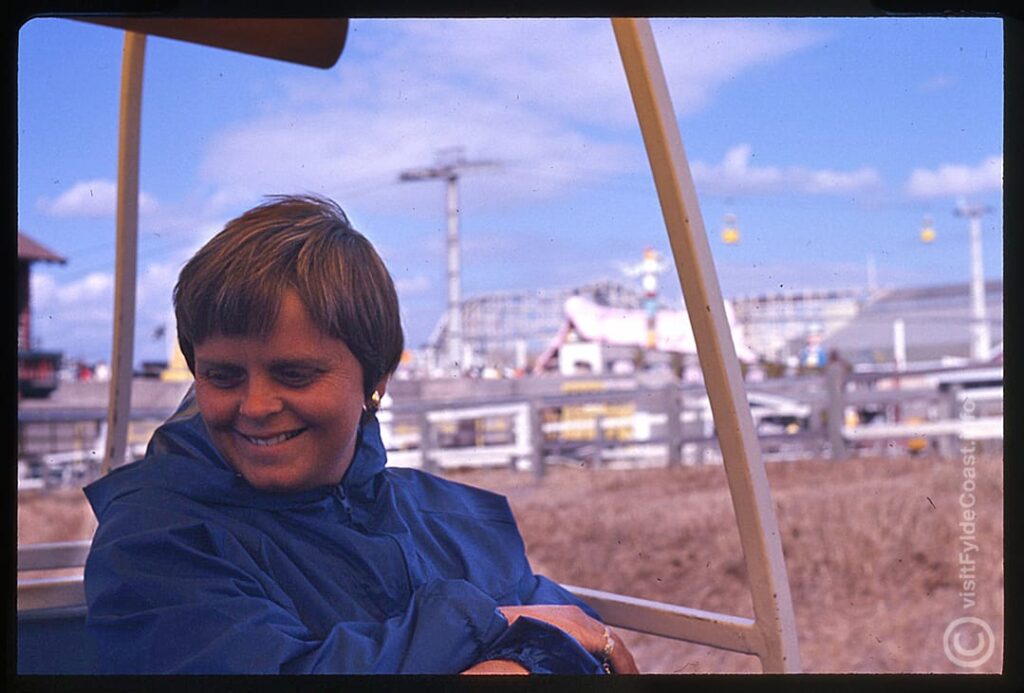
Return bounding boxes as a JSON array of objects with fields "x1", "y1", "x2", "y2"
[
  {"x1": 18, "y1": 232, "x2": 66, "y2": 397},
  {"x1": 731, "y1": 281, "x2": 1003, "y2": 367},
  {"x1": 18, "y1": 232, "x2": 66, "y2": 350},
  {"x1": 822, "y1": 280, "x2": 1003, "y2": 365},
  {"x1": 416, "y1": 278, "x2": 1003, "y2": 375},
  {"x1": 730, "y1": 287, "x2": 866, "y2": 363}
]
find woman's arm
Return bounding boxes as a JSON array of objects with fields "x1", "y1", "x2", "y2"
[{"x1": 86, "y1": 520, "x2": 509, "y2": 673}]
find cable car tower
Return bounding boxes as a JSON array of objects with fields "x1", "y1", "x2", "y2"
[
  {"x1": 953, "y1": 200, "x2": 992, "y2": 361},
  {"x1": 399, "y1": 147, "x2": 500, "y2": 374}
]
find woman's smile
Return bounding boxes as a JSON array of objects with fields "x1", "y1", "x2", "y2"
[
  {"x1": 235, "y1": 427, "x2": 308, "y2": 448},
  {"x1": 193, "y1": 290, "x2": 381, "y2": 492}
]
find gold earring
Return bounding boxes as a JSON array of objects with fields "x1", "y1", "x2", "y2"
[{"x1": 367, "y1": 390, "x2": 381, "y2": 413}]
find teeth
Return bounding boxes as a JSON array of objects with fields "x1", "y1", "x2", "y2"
[{"x1": 242, "y1": 429, "x2": 302, "y2": 447}]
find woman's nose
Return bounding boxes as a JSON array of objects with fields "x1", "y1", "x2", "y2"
[{"x1": 238, "y1": 377, "x2": 284, "y2": 420}]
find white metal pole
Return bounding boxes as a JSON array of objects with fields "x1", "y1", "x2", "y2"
[
  {"x1": 102, "y1": 32, "x2": 146, "y2": 475},
  {"x1": 893, "y1": 318, "x2": 907, "y2": 371},
  {"x1": 611, "y1": 17, "x2": 801, "y2": 673},
  {"x1": 446, "y1": 174, "x2": 462, "y2": 373},
  {"x1": 967, "y1": 213, "x2": 990, "y2": 360}
]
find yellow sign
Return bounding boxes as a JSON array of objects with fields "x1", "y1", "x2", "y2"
[
  {"x1": 555, "y1": 403, "x2": 636, "y2": 442},
  {"x1": 560, "y1": 380, "x2": 606, "y2": 394}
]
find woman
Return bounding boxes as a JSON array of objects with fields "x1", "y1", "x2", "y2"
[{"x1": 83, "y1": 195, "x2": 638, "y2": 674}]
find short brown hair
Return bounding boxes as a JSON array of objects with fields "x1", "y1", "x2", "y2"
[{"x1": 174, "y1": 194, "x2": 404, "y2": 399}]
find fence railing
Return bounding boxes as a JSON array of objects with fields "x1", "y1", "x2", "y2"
[
  {"x1": 379, "y1": 374, "x2": 1000, "y2": 475},
  {"x1": 17, "y1": 407, "x2": 170, "y2": 491},
  {"x1": 17, "y1": 367, "x2": 1003, "y2": 492}
]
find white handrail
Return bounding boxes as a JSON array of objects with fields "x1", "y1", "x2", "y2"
[
  {"x1": 17, "y1": 576, "x2": 87, "y2": 612},
  {"x1": 566, "y1": 585, "x2": 762, "y2": 656},
  {"x1": 18, "y1": 540, "x2": 91, "y2": 572}
]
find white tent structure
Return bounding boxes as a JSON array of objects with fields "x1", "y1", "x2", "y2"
[{"x1": 534, "y1": 294, "x2": 759, "y2": 374}]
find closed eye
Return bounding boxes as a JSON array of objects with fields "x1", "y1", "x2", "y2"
[
  {"x1": 273, "y1": 367, "x2": 321, "y2": 388},
  {"x1": 201, "y1": 367, "x2": 244, "y2": 389}
]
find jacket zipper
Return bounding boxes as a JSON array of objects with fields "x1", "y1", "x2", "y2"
[
  {"x1": 331, "y1": 486, "x2": 354, "y2": 524},
  {"x1": 334, "y1": 485, "x2": 416, "y2": 601}
]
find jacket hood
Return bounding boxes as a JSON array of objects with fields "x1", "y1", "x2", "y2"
[{"x1": 84, "y1": 385, "x2": 388, "y2": 518}]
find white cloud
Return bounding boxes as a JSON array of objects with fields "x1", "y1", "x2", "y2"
[
  {"x1": 38, "y1": 178, "x2": 159, "y2": 218},
  {"x1": 655, "y1": 20, "x2": 826, "y2": 118},
  {"x1": 394, "y1": 273, "x2": 432, "y2": 295},
  {"x1": 28, "y1": 272, "x2": 57, "y2": 310},
  {"x1": 200, "y1": 185, "x2": 261, "y2": 217},
  {"x1": 197, "y1": 19, "x2": 826, "y2": 215},
  {"x1": 356, "y1": 19, "x2": 824, "y2": 127},
  {"x1": 691, "y1": 144, "x2": 882, "y2": 196},
  {"x1": 29, "y1": 270, "x2": 114, "y2": 337},
  {"x1": 25, "y1": 274, "x2": 113, "y2": 360},
  {"x1": 716, "y1": 258, "x2": 935, "y2": 298},
  {"x1": 198, "y1": 85, "x2": 638, "y2": 213},
  {"x1": 27, "y1": 257, "x2": 186, "y2": 363},
  {"x1": 56, "y1": 271, "x2": 114, "y2": 306},
  {"x1": 137, "y1": 257, "x2": 185, "y2": 307},
  {"x1": 918, "y1": 74, "x2": 955, "y2": 93},
  {"x1": 905, "y1": 154, "x2": 1002, "y2": 199},
  {"x1": 804, "y1": 168, "x2": 882, "y2": 194}
]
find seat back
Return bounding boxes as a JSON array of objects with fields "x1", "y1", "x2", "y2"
[
  {"x1": 18, "y1": 606, "x2": 99, "y2": 674},
  {"x1": 18, "y1": 540, "x2": 98, "y2": 674}
]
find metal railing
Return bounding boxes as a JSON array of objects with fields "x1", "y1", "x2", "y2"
[
  {"x1": 17, "y1": 407, "x2": 172, "y2": 491},
  {"x1": 17, "y1": 369, "x2": 1003, "y2": 489},
  {"x1": 380, "y1": 372, "x2": 1001, "y2": 473},
  {"x1": 17, "y1": 540, "x2": 90, "y2": 612}
]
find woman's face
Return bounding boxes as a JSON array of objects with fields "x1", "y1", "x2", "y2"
[{"x1": 193, "y1": 290, "x2": 379, "y2": 493}]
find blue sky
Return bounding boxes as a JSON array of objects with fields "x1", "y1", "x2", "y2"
[{"x1": 18, "y1": 17, "x2": 1003, "y2": 365}]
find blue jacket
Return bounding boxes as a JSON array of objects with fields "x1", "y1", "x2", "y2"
[{"x1": 83, "y1": 390, "x2": 604, "y2": 674}]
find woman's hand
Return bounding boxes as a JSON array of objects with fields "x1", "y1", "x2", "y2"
[
  {"x1": 497, "y1": 605, "x2": 639, "y2": 674},
  {"x1": 460, "y1": 659, "x2": 530, "y2": 675}
]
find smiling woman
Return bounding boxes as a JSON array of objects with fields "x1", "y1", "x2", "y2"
[
  {"x1": 81, "y1": 194, "x2": 637, "y2": 674},
  {"x1": 192, "y1": 291, "x2": 370, "y2": 493},
  {"x1": 174, "y1": 196, "x2": 401, "y2": 494}
]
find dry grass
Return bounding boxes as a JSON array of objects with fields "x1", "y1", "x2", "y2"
[
  {"x1": 452, "y1": 452, "x2": 1004, "y2": 673},
  {"x1": 19, "y1": 452, "x2": 1003, "y2": 673},
  {"x1": 18, "y1": 487, "x2": 97, "y2": 545},
  {"x1": 18, "y1": 487, "x2": 99, "y2": 581}
]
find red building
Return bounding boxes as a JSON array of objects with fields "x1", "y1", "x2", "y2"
[{"x1": 18, "y1": 232, "x2": 66, "y2": 397}]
